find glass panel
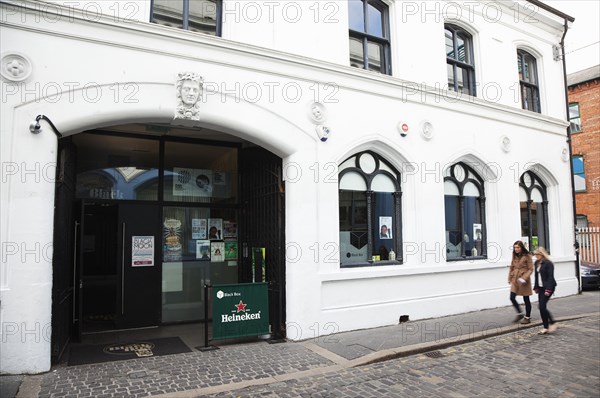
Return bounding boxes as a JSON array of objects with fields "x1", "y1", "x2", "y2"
[
  {"x1": 572, "y1": 156, "x2": 586, "y2": 192},
  {"x1": 522, "y1": 85, "x2": 539, "y2": 111},
  {"x1": 464, "y1": 182, "x2": 480, "y2": 197},
  {"x1": 447, "y1": 63, "x2": 455, "y2": 91},
  {"x1": 152, "y1": 0, "x2": 184, "y2": 29},
  {"x1": 349, "y1": 37, "x2": 365, "y2": 68},
  {"x1": 339, "y1": 190, "x2": 368, "y2": 265},
  {"x1": 164, "y1": 142, "x2": 238, "y2": 204},
  {"x1": 453, "y1": 164, "x2": 465, "y2": 182},
  {"x1": 189, "y1": 0, "x2": 218, "y2": 35},
  {"x1": 519, "y1": 186, "x2": 528, "y2": 202},
  {"x1": 367, "y1": 2, "x2": 383, "y2": 37},
  {"x1": 373, "y1": 192, "x2": 395, "y2": 260},
  {"x1": 444, "y1": 180, "x2": 460, "y2": 195},
  {"x1": 162, "y1": 261, "x2": 207, "y2": 322},
  {"x1": 535, "y1": 203, "x2": 546, "y2": 249},
  {"x1": 339, "y1": 171, "x2": 367, "y2": 190},
  {"x1": 524, "y1": 55, "x2": 537, "y2": 84},
  {"x1": 569, "y1": 103, "x2": 580, "y2": 119},
  {"x1": 444, "y1": 195, "x2": 461, "y2": 259},
  {"x1": 457, "y1": 66, "x2": 471, "y2": 94},
  {"x1": 445, "y1": 29, "x2": 454, "y2": 58},
  {"x1": 367, "y1": 41, "x2": 383, "y2": 72},
  {"x1": 338, "y1": 157, "x2": 356, "y2": 173},
  {"x1": 162, "y1": 206, "x2": 238, "y2": 322},
  {"x1": 74, "y1": 134, "x2": 159, "y2": 201},
  {"x1": 348, "y1": 0, "x2": 365, "y2": 32},
  {"x1": 359, "y1": 153, "x2": 377, "y2": 173},
  {"x1": 371, "y1": 174, "x2": 396, "y2": 192},
  {"x1": 570, "y1": 103, "x2": 581, "y2": 132},
  {"x1": 520, "y1": 201, "x2": 529, "y2": 237},
  {"x1": 456, "y1": 34, "x2": 467, "y2": 62},
  {"x1": 518, "y1": 54, "x2": 523, "y2": 80},
  {"x1": 463, "y1": 196, "x2": 482, "y2": 256},
  {"x1": 531, "y1": 187, "x2": 543, "y2": 203}
]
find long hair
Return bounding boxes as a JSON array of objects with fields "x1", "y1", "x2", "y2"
[
  {"x1": 535, "y1": 247, "x2": 551, "y2": 262},
  {"x1": 512, "y1": 240, "x2": 529, "y2": 261}
]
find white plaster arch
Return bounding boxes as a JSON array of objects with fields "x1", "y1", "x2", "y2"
[
  {"x1": 14, "y1": 81, "x2": 315, "y2": 158},
  {"x1": 334, "y1": 134, "x2": 414, "y2": 174},
  {"x1": 441, "y1": 150, "x2": 499, "y2": 182},
  {"x1": 522, "y1": 161, "x2": 560, "y2": 187}
]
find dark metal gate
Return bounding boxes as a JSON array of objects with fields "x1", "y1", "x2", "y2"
[
  {"x1": 51, "y1": 138, "x2": 77, "y2": 363},
  {"x1": 239, "y1": 147, "x2": 286, "y2": 340}
]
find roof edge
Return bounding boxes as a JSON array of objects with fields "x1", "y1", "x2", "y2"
[{"x1": 526, "y1": 0, "x2": 575, "y2": 22}]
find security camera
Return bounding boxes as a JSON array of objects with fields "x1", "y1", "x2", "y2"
[{"x1": 315, "y1": 125, "x2": 330, "y2": 142}]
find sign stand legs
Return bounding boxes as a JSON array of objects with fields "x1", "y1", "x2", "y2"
[{"x1": 196, "y1": 284, "x2": 218, "y2": 352}]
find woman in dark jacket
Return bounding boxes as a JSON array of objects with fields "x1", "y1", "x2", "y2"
[{"x1": 533, "y1": 247, "x2": 558, "y2": 334}]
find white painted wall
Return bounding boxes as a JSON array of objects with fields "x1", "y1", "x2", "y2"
[{"x1": 1, "y1": 0, "x2": 577, "y2": 373}]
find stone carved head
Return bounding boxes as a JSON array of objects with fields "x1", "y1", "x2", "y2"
[{"x1": 175, "y1": 72, "x2": 204, "y2": 121}]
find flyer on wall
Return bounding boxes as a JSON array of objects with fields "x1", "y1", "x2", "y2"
[
  {"x1": 208, "y1": 218, "x2": 223, "y2": 240},
  {"x1": 192, "y1": 218, "x2": 207, "y2": 239},
  {"x1": 196, "y1": 240, "x2": 211, "y2": 260},
  {"x1": 211, "y1": 241, "x2": 225, "y2": 262},
  {"x1": 132, "y1": 236, "x2": 154, "y2": 267}
]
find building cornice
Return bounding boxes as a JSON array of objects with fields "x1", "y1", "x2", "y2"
[{"x1": 2, "y1": 0, "x2": 568, "y2": 133}]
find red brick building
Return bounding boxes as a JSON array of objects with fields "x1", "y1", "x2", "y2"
[{"x1": 568, "y1": 65, "x2": 600, "y2": 228}]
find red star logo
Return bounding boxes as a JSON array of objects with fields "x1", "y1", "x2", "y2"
[{"x1": 235, "y1": 300, "x2": 247, "y2": 312}]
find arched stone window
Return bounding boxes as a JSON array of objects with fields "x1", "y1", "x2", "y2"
[
  {"x1": 339, "y1": 151, "x2": 402, "y2": 267},
  {"x1": 445, "y1": 24, "x2": 476, "y2": 95},
  {"x1": 444, "y1": 162, "x2": 486, "y2": 260},
  {"x1": 519, "y1": 171, "x2": 549, "y2": 251},
  {"x1": 517, "y1": 49, "x2": 540, "y2": 113}
]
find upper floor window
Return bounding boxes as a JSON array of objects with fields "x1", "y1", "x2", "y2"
[
  {"x1": 519, "y1": 171, "x2": 549, "y2": 252},
  {"x1": 569, "y1": 102, "x2": 582, "y2": 132},
  {"x1": 572, "y1": 155, "x2": 586, "y2": 192},
  {"x1": 445, "y1": 24, "x2": 476, "y2": 96},
  {"x1": 444, "y1": 162, "x2": 486, "y2": 260},
  {"x1": 339, "y1": 151, "x2": 402, "y2": 267},
  {"x1": 151, "y1": 0, "x2": 222, "y2": 36},
  {"x1": 348, "y1": 0, "x2": 391, "y2": 75},
  {"x1": 517, "y1": 49, "x2": 540, "y2": 113}
]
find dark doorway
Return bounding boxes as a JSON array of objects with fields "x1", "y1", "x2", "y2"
[{"x1": 75, "y1": 202, "x2": 160, "y2": 337}]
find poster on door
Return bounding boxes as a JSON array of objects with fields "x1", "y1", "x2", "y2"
[{"x1": 132, "y1": 236, "x2": 155, "y2": 267}]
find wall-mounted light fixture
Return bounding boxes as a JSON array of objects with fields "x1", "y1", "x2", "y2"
[{"x1": 29, "y1": 115, "x2": 62, "y2": 138}]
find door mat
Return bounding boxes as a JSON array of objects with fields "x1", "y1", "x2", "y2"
[{"x1": 68, "y1": 337, "x2": 192, "y2": 366}]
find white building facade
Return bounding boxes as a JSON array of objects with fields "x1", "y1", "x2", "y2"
[{"x1": 1, "y1": 0, "x2": 578, "y2": 374}]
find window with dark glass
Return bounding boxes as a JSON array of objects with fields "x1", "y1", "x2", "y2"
[
  {"x1": 445, "y1": 24, "x2": 476, "y2": 95},
  {"x1": 519, "y1": 171, "x2": 549, "y2": 251},
  {"x1": 339, "y1": 151, "x2": 402, "y2": 266},
  {"x1": 517, "y1": 49, "x2": 540, "y2": 113},
  {"x1": 151, "y1": 0, "x2": 222, "y2": 36},
  {"x1": 569, "y1": 102, "x2": 582, "y2": 132},
  {"x1": 444, "y1": 163, "x2": 486, "y2": 260},
  {"x1": 576, "y1": 214, "x2": 588, "y2": 229},
  {"x1": 572, "y1": 155, "x2": 586, "y2": 192},
  {"x1": 73, "y1": 134, "x2": 160, "y2": 201},
  {"x1": 348, "y1": 0, "x2": 391, "y2": 74}
]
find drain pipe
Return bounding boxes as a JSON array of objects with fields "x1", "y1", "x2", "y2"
[{"x1": 558, "y1": 19, "x2": 581, "y2": 293}]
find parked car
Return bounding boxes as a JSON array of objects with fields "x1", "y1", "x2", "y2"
[{"x1": 580, "y1": 261, "x2": 600, "y2": 290}]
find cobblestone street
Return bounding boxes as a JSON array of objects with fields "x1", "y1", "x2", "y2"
[
  {"x1": 7, "y1": 292, "x2": 598, "y2": 398},
  {"x1": 206, "y1": 315, "x2": 600, "y2": 398}
]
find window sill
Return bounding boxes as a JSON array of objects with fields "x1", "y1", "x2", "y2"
[
  {"x1": 446, "y1": 256, "x2": 488, "y2": 262},
  {"x1": 340, "y1": 260, "x2": 402, "y2": 268}
]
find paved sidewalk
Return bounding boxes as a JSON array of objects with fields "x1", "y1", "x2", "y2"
[{"x1": 3, "y1": 291, "x2": 599, "y2": 398}]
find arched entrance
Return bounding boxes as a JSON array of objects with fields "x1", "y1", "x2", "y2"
[{"x1": 34, "y1": 82, "x2": 313, "y2": 363}]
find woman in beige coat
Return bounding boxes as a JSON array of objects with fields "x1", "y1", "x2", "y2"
[{"x1": 508, "y1": 240, "x2": 534, "y2": 324}]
